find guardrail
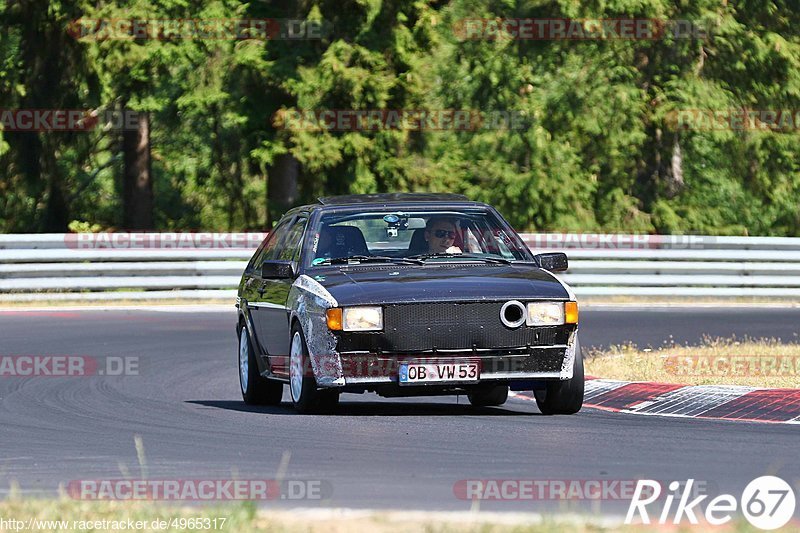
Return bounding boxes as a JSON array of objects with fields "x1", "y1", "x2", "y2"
[{"x1": 2, "y1": 233, "x2": 800, "y2": 301}]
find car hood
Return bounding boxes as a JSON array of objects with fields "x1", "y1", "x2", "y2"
[{"x1": 307, "y1": 263, "x2": 571, "y2": 306}]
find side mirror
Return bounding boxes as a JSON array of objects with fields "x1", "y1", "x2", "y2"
[
  {"x1": 535, "y1": 252, "x2": 568, "y2": 272},
  {"x1": 261, "y1": 260, "x2": 295, "y2": 279}
]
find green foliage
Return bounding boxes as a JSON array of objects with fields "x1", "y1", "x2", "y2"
[
  {"x1": 67, "y1": 220, "x2": 103, "y2": 232},
  {"x1": 1, "y1": 0, "x2": 799, "y2": 234}
]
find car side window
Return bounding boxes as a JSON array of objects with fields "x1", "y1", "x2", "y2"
[
  {"x1": 277, "y1": 217, "x2": 307, "y2": 262},
  {"x1": 250, "y1": 218, "x2": 293, "y2": 272},
  {"x1": 492, "y1": 231, "x2": 517, "y2": 259},
  {"x1": 463, "y1": 226, "x2": 482, "y2": 254},
  {"x1": 246, "y1": 237, "x2": 270, "y2": 273}
]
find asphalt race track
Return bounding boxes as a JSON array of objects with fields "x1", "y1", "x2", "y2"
[{"x1": 0, "y1": 306, "x2": 798, "y2": 515}]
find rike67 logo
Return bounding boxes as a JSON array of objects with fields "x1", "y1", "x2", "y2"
[{"x1": 626, "y1": 477, "x2": 796, "y2": 530}]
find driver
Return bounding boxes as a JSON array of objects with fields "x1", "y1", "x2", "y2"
[{"x1": 425, "y1": 217, "x2": 462, "y2": 254}]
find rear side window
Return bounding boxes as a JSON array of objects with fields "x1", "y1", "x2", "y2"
[
  {"x1": 277, "y1": 217, "x2": 308, "y2": 262},
  {"x1": 247, "y1": 217, "x2": 293, "y2": 272}
]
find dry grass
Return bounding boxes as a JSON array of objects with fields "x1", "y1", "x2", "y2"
[
  {"x1": 585, "y1": 337, "x2": 800, "y2": 388},
  {"x1": 0, "y1": 498, "x2": 604, "y2": 533},
  {"x1": 0, "y1": 497, "x2": 790, "y2": 533}
]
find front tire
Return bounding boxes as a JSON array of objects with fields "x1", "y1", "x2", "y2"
[
  {"x1": 289, "y1": 325, "x2": 339, "y2": 414},
  {"x1": 534, "y1": 336, "x2": 584, "y2": 415},
  {"x1": 239, "y1": 325, "x2": 283, "y2": 405}
]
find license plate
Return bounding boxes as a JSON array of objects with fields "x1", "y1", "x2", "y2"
[{"x1": 398, "y1": 360, "x2": 480, "y2": 385}]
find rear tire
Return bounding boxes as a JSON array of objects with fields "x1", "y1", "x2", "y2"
[
  {"x1": 289, "y1": 325, "x2": 340, "y2": 414},
  {"x1": 467, "y1": 384, "x2": 509, "y2": 407},
  {"x1": 534, "y1": 336, "x2": 584, "y2": 415},
  {"x1": 239, "y1": 325, "x2": 283, "y2": 406}
]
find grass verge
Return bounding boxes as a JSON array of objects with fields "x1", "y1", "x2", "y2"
[
  {"x1": 0, "y1": 498, "x2": 792, "y2": 532},
  {"x1": 585, "y1": 337, "x2": 800, "y2": 387}
]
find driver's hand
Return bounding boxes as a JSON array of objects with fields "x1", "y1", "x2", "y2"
[{"x1": 446, "y1": 245, "x2": 462, "y2": 254}]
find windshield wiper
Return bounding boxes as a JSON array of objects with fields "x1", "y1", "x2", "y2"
[
  {"x1": 317, "y1": 255, "x2": 424, "y2": 265},
  {"x1": 407, "y1": 253, "x2": 512, "y2": 264}
]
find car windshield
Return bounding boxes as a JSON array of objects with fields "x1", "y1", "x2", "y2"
[{"x1": 308, "y1": 208, "x2": 531, "y2": 266}]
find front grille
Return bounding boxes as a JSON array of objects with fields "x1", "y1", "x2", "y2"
[{"x1": 336, "y1": 301, "x2": 574, "y2": 353}]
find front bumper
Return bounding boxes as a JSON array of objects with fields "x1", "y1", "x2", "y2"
[
  {"x1": 288, "y1": 287, "x2": 580, "y2": 388},
  {"x1": 337, "y1": 346, "x2": 569, "y2": 385},
  {"x1": 309, "y1": 327, "x2": 578, "y2": 387}
]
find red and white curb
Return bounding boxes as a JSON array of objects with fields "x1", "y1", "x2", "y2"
[{"x1": 512, "y1": 378, "x2": 800, "y2": 424}]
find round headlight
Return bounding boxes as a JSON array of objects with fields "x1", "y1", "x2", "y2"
[{"x1": 500, "y1": 300, "x2": 527, "y2": 328}]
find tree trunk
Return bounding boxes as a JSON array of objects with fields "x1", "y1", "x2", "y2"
[
  {"x1": 266, "y1": 153, "x2": 299, "y2": 227},
  {"x1": 667, "y1": 135, "x2": 684, "y2": 197},
  {"x1": 122, "y1": 107, "x2": 154, "y2": 229},
  {"x1": 42, "y1": 148, "x2": 69, "y2": 231}
]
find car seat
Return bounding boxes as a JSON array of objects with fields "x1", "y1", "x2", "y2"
[
  {"x1": 317, "y1": 225, "x2": 370, "y2": 260},
  {"x1": 407, "y1": 229, "x2": 429, "y2": 255}
]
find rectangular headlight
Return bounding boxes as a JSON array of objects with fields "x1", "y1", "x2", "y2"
[
  {"x1": 342, "y1": 306, "x2": 383, "y2": 331},
  {"x1": 526, "y1": 301, "x2": 565, "y2": 326}
]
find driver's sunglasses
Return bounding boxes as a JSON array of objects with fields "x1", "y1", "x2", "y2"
[{"x1": 433, "y1": 229, "x2": 456, "y2": 239}]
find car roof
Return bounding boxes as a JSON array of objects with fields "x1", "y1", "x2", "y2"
[
  {"x1": 281, "y1": 193, "x2": 490, "y2": 220},
  {"x1": 317, "y1": 193, "x2": 470, "y2": 205}
]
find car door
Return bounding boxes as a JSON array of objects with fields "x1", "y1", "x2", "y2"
[
  {"x1": 253, "y1": 216, "x2": 308, "y2": 375},
  {"x1": 246, "y1": 217, "x2": 292, "y2": 358},
  {"x1": 240, "y1": 233, "x2": 272, "y2": 308}
]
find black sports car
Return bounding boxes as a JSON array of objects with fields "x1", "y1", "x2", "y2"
[{"x1": 236, "y1": 193, "x2": 582, "y2": 414}]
